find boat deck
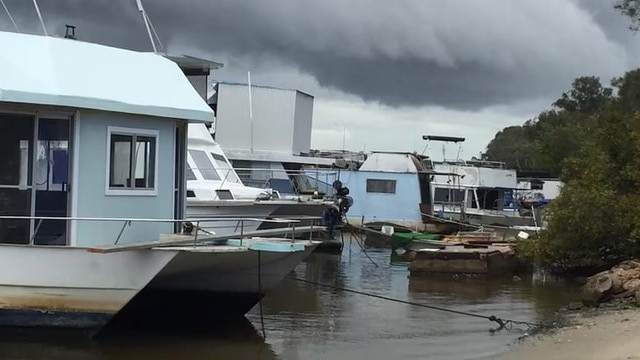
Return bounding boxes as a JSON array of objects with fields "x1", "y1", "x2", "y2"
[{"x1": 88, "y1": 225, "x2": 322, "y2": 253}]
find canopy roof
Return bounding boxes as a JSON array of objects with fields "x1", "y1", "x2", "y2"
[{"x1": 0, "y1": 31, "x2": 213, "y2": 122}]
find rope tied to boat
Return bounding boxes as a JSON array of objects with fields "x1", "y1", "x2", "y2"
[{"x1": 286, "y1": 276, "x2": 545, "y2": 332}]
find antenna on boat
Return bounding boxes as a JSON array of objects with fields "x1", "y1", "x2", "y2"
[
  {"x1": 247, "y1": 71, "x2": 254, "y2": 153},
  {"x1": 342, "y1": 124, "x2": 346, "y2": 151},
  {"x1": 0, "y1": 0, "x2": 20, "y2": 33},
  {"x1": 135, "y1": 0, "x2": 164, "y2": 53},
  {"x1": 31, "y1": 0, "x2": 47, "y2": 36}
]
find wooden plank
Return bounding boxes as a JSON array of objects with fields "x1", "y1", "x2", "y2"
[{"x1": 87, "y1": 225, "x2": 323, "y2": 254}]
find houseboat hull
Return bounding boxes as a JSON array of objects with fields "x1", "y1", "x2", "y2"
[
  {"x1": 113, "y1": 240, "x2": 319, "y2": 328},
  {"x1": 0, "y1": 245, "x2": 176, "y2": 331}
]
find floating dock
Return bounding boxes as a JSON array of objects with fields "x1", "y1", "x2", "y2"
[{"x1": 408, "y1": 244, "x2": 516, "y2": 278}]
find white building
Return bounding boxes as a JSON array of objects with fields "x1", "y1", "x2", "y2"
[
  {"x1": 211, "y1": 82, "x2": 317, "y2": 157},
  {"x1": 209, "y1": 82, "x2": 334, "y2": 193}
]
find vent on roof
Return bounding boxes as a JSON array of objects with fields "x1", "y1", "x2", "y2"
[{"x1": 64, "y1": 25, "x2": 76, "y2": 40}]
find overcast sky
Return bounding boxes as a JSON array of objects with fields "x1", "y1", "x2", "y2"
[{"x1": 2, "y1": 0, "x2": 640, "y2": 159}]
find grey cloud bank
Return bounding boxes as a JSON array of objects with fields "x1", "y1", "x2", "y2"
[{"x1": 1, "y1": 0, "x2": 637, "y2": 111}]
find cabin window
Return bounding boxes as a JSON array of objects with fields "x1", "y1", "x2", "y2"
[
  {"x1": 106, "y1": 127, "x2": 158, "y2": 195},
  {"x1": 185, "y1": 162, "x2": 197, "y2": 181},
  {"x1": 188, "y1": 150, "x2": 220, "y2": 180},
  {"x1": 476, "y1": 188, "x2": 501, "y2": 210},
  {"x1": 530, "y1": 180, "x2": 544, "y2": 190},
  {"x1": 366, "y1": 179, "x2": 396, "y2": 194},
  {"x1": 434, "y1": 188, "x2": 465, "y2": 204},
  {"x1": 211, "y1": 152, "x2": 240, "y2": 183}
]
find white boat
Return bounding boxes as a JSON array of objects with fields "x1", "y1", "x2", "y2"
[
  {"x1": 0, "y1": 29, "x2": 318, "y2": 333},
  {"x1": 185, "y1": 122, "x2": 332, "y2": 236}
]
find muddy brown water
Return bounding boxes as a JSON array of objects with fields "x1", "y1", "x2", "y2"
[{"x1": 0, "y1": 236, "x2": 580, "y2": 360}]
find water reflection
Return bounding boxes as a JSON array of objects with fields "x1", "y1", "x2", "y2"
[
  {"x1": 0, "y1": 236, "x2": 580, "y2": 360},
  {"x1": 248, "y1": 237, "x2": 580, "y2": 360},
  {"x1": 0, "y1": 318, "x2": 278, "y2": 360}
]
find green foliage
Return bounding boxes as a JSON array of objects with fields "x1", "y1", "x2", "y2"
[
  {"x1": 482, "y1": 76, "x2": 611, "y2": 176},
  {"x1": 515, "y1": 72, "x2": 640, "y2": 272},
  {"x1": 504, "y1": 5, "x2": 640, "y2": 272},
  {"x1": 616, "y1": 0, "x2": 640, "y2": 31}
]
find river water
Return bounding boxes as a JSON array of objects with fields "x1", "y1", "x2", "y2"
[{"x1": 0, "y1": 236, "x2": 580, "y2": 360}]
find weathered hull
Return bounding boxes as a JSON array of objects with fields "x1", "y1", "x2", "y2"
[
  {"x1": 409, "y1": 246, "x2": 516, "y2": 278},
  {"x1": 115, "y1": 241, "x2": 318, "y2": 327},
  {"x1": 0, "y1": 245, "x2": 177, "y2": 331},
  {"x1": 0, "y1": 286, "x2": 132, "y2": 330}
]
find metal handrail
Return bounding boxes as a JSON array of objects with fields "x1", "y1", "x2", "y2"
[
  {"x1": 0, "y1": 215, "x2": 301, "y2": 223},
  {"x1": 190, "y1": 166, "x2": 338, "y2": 198},
  {"x1": 0, "y1": 215, "x2": 311, "y2": 246},
  {"x1": 188, "y1": 166, "x2": 339, "y2": 176}
]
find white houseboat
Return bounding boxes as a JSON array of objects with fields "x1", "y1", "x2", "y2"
[{"x1": 0, "y1": 29, "x2": 317, "y2": 333}]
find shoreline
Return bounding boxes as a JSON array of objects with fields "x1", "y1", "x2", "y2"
[{"x1": 489, "y1": 307, "x2": 640, "y2": 360}]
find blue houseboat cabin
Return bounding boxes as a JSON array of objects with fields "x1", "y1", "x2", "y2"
[{"x1": 0, "y1": 30, "x2": 213, "y2": 247}]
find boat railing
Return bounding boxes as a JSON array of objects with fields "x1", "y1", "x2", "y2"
[
  {"x1": 188, "y1": 165, "x2": 338, "y2": 197},
  {"x1": 226, "y1": 167, "x2": 338, "y2": 197},
  {"x1": 0, "y1": 215, "x2": 320, "y2": 247}
]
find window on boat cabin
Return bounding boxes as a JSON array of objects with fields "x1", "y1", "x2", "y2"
[
  {"x1": 366, "y1": 179, "x2": 396, "y2": 194},
  {"x1": 107, "y1": 127, "x2": 157, "y2": 193},
  {"x1": 210, "y1": 152, "x2": 241, "y2": 183},
  {"x1": 433, "y1": 188, "x2": 465, "y2": 204},
  {"x1": 185, "y1": 161, "x2": 197, "y2": 181},
  {"x1": 188, "y1": 150, "x2": 220, "y2": 180},
  {"x1": 475, "y1": 188, "x2": 501, "y2": 210},
  {"x1": 530, "y1": 179, "x2": 544, "y2": 190}
]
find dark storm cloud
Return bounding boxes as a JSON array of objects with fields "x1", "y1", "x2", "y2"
[{"x1": 0, "y1": 0, "x2": 636, "y2": 109}]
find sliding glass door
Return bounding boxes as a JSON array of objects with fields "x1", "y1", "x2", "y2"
[{"x1": 0, "y1": 114, "x2": 34, "y2": 244}]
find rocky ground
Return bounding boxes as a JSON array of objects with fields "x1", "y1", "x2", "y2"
[{"x1": 580, "y1": 259, "x2": 640, "y2": 307}]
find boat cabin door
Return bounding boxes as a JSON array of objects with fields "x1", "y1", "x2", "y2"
[
  {"x1": 33, "y1": 116, "x2": 72, "y2": 245},
  {"x1": 418, "y1": 172, "x2": 433, "y2": 222},
  {"x1": 0, "y1": 113, "x2": 72, "y2": 245}
]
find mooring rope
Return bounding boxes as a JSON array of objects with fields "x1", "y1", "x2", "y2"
[
  {"x1": 350, "y1": 230, "x2": 379, "y2": 267},
  {"x1": 286, "y1": 276, "x2": 543, "y2": 331},
  {"x1": 343, "y1": 219, "x2": 379, "y2": 267}
]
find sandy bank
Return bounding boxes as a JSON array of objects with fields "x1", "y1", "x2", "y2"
[{"x1": 491, "y1": 309, "x2": 640, "y2": 360}]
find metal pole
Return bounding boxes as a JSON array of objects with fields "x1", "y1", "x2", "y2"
[
  {"x1": 240, "y1": 219, "x2": 244, "y2": 246},
  {"x1": 114, "y1": 220, "x2": 131, "y2": 245},
  {"x1": 248, "y1": 71, "x2": 254, "y2": 154},
  {"x1": 29, "y1": 219, "x2": 43, "y2": 245},
  {"x1": 31, "y1": 0, "x2": 47, "y2": 36},
  {"x1": 193, "y1": 220, "x2": 200, "y2": 247}
]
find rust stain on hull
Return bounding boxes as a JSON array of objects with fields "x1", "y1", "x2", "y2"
[{"x1": 0, "y1": 289, "x2": 133, "y2": 314}]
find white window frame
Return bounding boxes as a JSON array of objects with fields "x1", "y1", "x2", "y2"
[{"x1": 105, "y1": 126, "x2": 159, "y2": 196}]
